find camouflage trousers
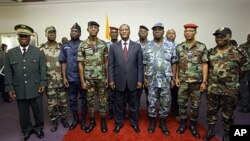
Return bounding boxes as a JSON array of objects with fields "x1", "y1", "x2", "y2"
[
  {"x1": 86, "y1": 79, "x2": 107, "y2": 117},
  {"x1": 147, "y1": 86, "x2": 171, "y2": 118},
  {"x1": 178, "y1": 82, "x2": 202, "y2": 121},
  {"x1": 46, "y1": 87, "x2": 68, "y2": 121},
  {"x1": 207, "y1": 93, "x2": 236, "y2": 133}
]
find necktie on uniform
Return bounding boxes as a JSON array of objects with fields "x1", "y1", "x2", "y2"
[
  {"x1": 22, "y1": 47, "x2": 26, "y2": 57},
  {"x1": 123, "y1": 42, "x2": 128, "y2": 60}
]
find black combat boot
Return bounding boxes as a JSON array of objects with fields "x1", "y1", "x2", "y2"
[
  {"x1": 61, "y1": 118, "x2": 69, "y2": 128},
  {"x1": 189, "y1": 120, "x2": 201, "y2": 138},
  {"x1": 176, "y1": 119, "x2": 187, "y2": 134},
  {"x1": 50, "y1": 120, "x2": 58, "y2": 132},
  {"x1": 222, "y1": 131, "x2": 230, "y2": 141},
  {"x1": 159, "y1": 117, "x2": 170, "y2": 136},
  {"x1": 101, "y1": 116, "x2": 108, "y2": 133},
  {"x1": 222, "y1": 134, "x2": 230, "y2": 141},
  {"x1": 80, "y1": 110, "x2": 87, "y2": 131},
  {"x1": 85, "y1": 118, "x2": 96, "y2": 133},
  {"x1": 147, "y1": 117, "x2": 156, "y2": 134},
  {"x1": 69, "y1": 111, "x2": 79, "y2": 130},
  {"x1": 203, "y1": 124, "x2": 215, "y2": 141}
]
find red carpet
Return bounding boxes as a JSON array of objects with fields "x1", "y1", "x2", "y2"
[{"x1": 63, "y1": 110, "x2": 219, "y2": 141}]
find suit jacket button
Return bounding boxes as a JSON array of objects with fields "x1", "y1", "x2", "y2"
[{"x1": 25, "y1": 81, "x2": 27, "y2": 83}]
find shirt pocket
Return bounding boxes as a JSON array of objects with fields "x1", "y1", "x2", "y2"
[
  {"x1": 30, "y1": 58, "x2": 40, "y2": 70},
  {"x1": 163, "y1": 49, "x2": 172, "y2": 61},
  {"x1": 192, "y1": 51, "x2": 202, "y2": 64},
  {"x1": 31, "y1": 58, "x2": 40, "y2": 63},
  {"x1": 10, "y1": 60, "x2": 18, "y2": 70},
  {"x1": 10, "y1": 60, "x2": 18, "y2": 65},
  {"x1": 179, "y1": 53, "x2": 186, "y2": 64}
]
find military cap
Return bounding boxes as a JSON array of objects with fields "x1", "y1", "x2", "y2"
[
  {"x1": 88, "y1": 21, "x2": 100, "y2": 27},
  {"x1": 213, "y1": 27, "x2": 232, "y2": 36},
  {"x1": 14, "y1": 24, "x2": 34, "y2": 35},
  {"x1": 109, "y1": 26, "x2": 118, "y2": 30},
  {"x1": 183, "y1": 23, "x2": 199, "y2": 29},
  {"x1": 151, "y1": 22, "x2": 164, "y2": 30},
  {"x1": 139, "y1": 25, "x2": 149, "y2": 31},
  {"x1": 45, "y1": 26, "x2": 56, "y2": 33},
  {"x1": 71, "y1": 23, "x2": 81, "y2": 32}
]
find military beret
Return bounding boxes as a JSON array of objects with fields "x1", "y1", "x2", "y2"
[
  {"x1": 139, "y1": 25, "x2": 149, "y2": 31},
  {"x1": 88, "y1": 21, "x2": 100, "y2": 27},
  {"x1": 109, "y1": 26, "x2": 118, "y2": 30},
  {"x1": 45, "y1": 26, "x2": 56, "y2": 33},
  {"x1": 71, "y1": 23, "x2": 81, "y2": 32},
  {"x1": 14, "y1": 24, "x2": 34, "y2": 35},
  {"x1": 151, "y1": 22, "x2": 164, "y2": 30},
  {"x1": 213, "y1": 27, "x2": 232, "y2": 36},
  {"x1": 183, "y1": 23, "x2": 199, "y2": 29}
]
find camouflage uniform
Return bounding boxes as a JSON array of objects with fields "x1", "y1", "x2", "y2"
[
  {"x1": 77, "y1": 38, "x2": 108, "y2": 117},
  {"x1": 238, "y1": 42, "x2": 250, "y2": 111},
  {"x1": 40, "y1": 42, "x2": 68, "y2": 121},
  {"x1": 176, "y1": 41, "x2": 208, "y2": 121},
  {"x1": 143, "y1": 40, "x2": 177, "y2": 118},
  {"x1": 207, "y1": 46, "x2": 250, "y2": 135}
]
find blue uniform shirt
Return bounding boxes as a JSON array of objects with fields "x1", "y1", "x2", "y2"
[
  {"x1": 143, "y1": 40, "x2": 177, "y2": 87},
  {"x1": 59, "y1": 39, "x2": 81, "y2": 82}
]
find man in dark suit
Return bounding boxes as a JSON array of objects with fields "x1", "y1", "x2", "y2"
[
  {"x1": 5, "y1": 24, "x2": 47, "y2": 141},
  {"x1": 108, "y1": 24, "x2": 143, "y2": 134}
]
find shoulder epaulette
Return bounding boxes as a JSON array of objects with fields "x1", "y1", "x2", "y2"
[
  {"x1": 39, "y1": 43, "x2": 46, "y2": 49},
  {"x1": 197, "y1": 41, "x2": 206, "y2": 46},
  {"x1": 233, "y1": 46, "x2": 245, "y2": 56}
]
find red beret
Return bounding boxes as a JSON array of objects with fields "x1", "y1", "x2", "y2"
[
  {"x1": 109, "y1": 26, "x2": 118, "y2": 30},
  {"x1": 183, "y1": 23, "x2": 199, "y2": 29}
]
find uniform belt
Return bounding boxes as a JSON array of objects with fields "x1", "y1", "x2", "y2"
[{"x1": 185, "y1": 78, "x2": 199, "y2": 83}]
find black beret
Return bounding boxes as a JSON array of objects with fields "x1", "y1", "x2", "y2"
[
  {"x1": 213, "y1": 27, "x2": 232, "y2": 36},
  {"x1": 139, "y1": 25, "x2": 149, "y2": 31},
  {"x1": 88, "y1": 21, "x2": 100, "y2": 27}
]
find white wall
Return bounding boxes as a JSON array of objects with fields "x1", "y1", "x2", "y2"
[{"x1": 0, "y1": 0, "x2": 250, "y2": 48}]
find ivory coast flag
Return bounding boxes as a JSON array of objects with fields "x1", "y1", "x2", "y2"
[{"x1": 105, "y1": 15, "x2": 110, "y2": 40}]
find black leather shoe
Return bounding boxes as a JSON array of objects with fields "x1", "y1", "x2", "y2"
[
  {"x1": 61, "y1": 119, "x2": 69, "y2": 128},
  {"x1": 35, "y1": 130, "x2": 44, "y2": 138},
  {"x1": 69, "y1": 120, "x2": 78, "y2": 130},
  {"x1": 131, "y1": 125, "x2": 140, "y2": 133},
  {"x1": 22, "y1": 131, "x2": 32, "y2": 141},
  {"x1": 80, "y1": 120, "x2": 87, "y2": 131},
  {"x1": 50, "y1": 120, "x2": 58, "y2": 132},
  {"x1": 114, "y1": 126, "x2": 122, "y2": 134}
]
